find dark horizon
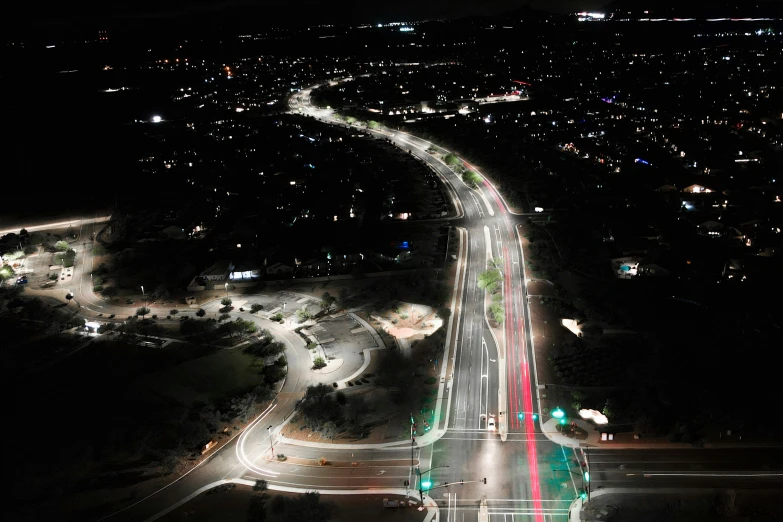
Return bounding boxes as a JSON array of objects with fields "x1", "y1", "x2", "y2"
[{"x1": 7, "y1": 0, "x2": 783, "y2": 41}]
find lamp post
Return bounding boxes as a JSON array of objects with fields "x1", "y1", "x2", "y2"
[
  {"x1": 267, "y1": 425, "x2": 274, "y2": 457},
  {"x1": 141, "y1": 285, "x2": 145, "y2": 302},
  {"x1": 224, "y1": 282, "x2": 229, "y2": 299}
]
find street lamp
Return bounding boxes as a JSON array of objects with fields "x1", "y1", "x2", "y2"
[
  {"x1": 224, "y1": 282, "x2": 229, "y2": 299},
  {"x1": 267, "y1": 425, "x2": 274, "y2": 457},
  {"x1": 141, "y1": 285, "x2": 145, "y2": 301}
]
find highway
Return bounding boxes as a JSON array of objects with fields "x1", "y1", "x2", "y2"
[{"x1": 288, "y1": 87, "x2": 561, "y2": 521}]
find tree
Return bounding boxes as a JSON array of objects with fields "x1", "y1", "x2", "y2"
[
  {"x1": 55, "y1": 240, "x2": 69, "y2": 252},
  {"x1": 250, "y1": 303, "x2": 264, "y2": 313},
  {"x1": 170, "y1": 309, "x2": 178, "y2": 315},
  {"x1": 335, "y1": 391, "x2": 347, "y2": 405},
  {"x1": 312, "y1": 356, "x2": 327, "y2": 369},
  {"x1": 28, "y1": 232, "x2": 44, "y2": 245},
  {"x1": 154, "y1": 284, "x2": 170, "y2": 301},
  {"x1": 219, "y1": 313, "x2": 231, "y2": 322},
  {"x1": 92, "y1": 245, "x2": 106, "y2": 256},
  {"x1": 0, "y1": 265, "x2": 15, "y2": 281},
  {"x1": 321, "y1": 421, "x2": 338, "y2": 440},
  {"x1": 478, "y1": 268, "x2": 502, "y2": 294},
  {"x1": 437, "y1": 306, "x2": 451, "y2": 320},
  {"x1": 262, "y1": 361, "x2": 287, "y2": 387},
  {"x1": 231, "y1": 392, "x2": 257, "y2": 422},
  {"x1": 196, "y1": 308, "x2": 206, "y2": 317},
  {"x1": 305, "y1": 383, "x2": 333, "y2": 402},
  {"x1": 338, "y1": 287, "x2": 349, "y2": 306},
  {"x1": 462, "y1": 170, "x2": 482, "y2": 188},
  {"x1": 367, "y1": 120, "x2": 380, "y2": 129},
  {"x1": 634, "y1": 415, "x2": 657, "y2": 437},
  {"x1": 444, "y1": 154, "x2": 460, "y2": 167},
  {"x1": 320, "y1": 292, "x2": 335, "y2": 311},
  {"x1": 23, "y1": 245, "x2": 36, "y2": 255},
  {"x1": 296, "y1": 306, "x2": 312, "y2": 323},
  {"x1": 247, "y1": 492, "x2": 274, "y2": 522},
  {"x1": 489, "y1": 303, "x2": 504, "y2": 324},
  {"x1": 136, "y1": 307, "x2": 151, "y2": 319},
  {"x1": 101, "y1": 287, "x2": 118, "y2": 301}
]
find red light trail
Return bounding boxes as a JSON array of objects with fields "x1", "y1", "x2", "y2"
[{"x1": 464, "y1": 159, "x2": 544, "y2": 522}]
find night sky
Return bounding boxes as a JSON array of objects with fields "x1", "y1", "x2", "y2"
[{"x1": 8, "y1": 0, "x2": 783, "y2": 36}]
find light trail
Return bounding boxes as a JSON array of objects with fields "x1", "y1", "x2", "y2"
[
  {"x1": 235, "y1": 403, "x2": 281, "y2": 478},
  {"x1": 477, "y1": 170, "x2": 545, "y2": 522}
]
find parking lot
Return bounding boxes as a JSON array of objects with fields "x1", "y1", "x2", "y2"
[{"x1": 308, "y1": 313, "x2": 380, "y2": 370}]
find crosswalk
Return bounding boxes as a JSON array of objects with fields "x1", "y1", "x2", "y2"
[
  {"x1": 442, "y1": 428, "x2": 552, "y2": 443},
  {"x1": 443, "y1": 500, "x2": 571, "y2": 521}
]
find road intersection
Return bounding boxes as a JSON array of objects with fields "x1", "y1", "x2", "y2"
[{"x1": 13, "y1": 84, "x2": 783, "y2": 522}]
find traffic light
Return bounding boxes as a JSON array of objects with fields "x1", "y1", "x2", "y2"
[
  {"x1": 584, "y1": 472, "x2": 590, "y2": 482},
  {"x1": 560, "y1": 418, "x2": 567, "y2": 425},
  {"x1": 532, "y1": 413, "x2": 538, "y2": 421},
  {"x1": 518, "y1": 412, "x2": 524, "y2": 420},
  {"x1": 580, "y1": 490, "x2": 587, "y2": 500}
]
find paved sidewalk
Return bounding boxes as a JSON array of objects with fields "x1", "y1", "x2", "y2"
[{"x1": 274, "y1": 427, "x2": 447, "y2": 451}]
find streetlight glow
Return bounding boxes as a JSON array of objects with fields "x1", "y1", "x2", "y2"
[{"x1": 551, "y1": 407, "x2": 565, "y2": 419}]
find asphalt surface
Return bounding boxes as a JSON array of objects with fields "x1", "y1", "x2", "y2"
[
  {"x1": 288, "y1": 87, "x2": 565, "y2": 519},
  {"x1": 587, "y1": 448, "x2": 783, "y2": 490}
]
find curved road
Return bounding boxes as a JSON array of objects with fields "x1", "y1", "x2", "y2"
[{"x1": 36, "y1": 82, "x2": 783, "y2": 522}]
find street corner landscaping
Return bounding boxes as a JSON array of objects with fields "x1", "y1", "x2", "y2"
[{"x1": 282, "y1": 338, "x2": 443, "y2": 444}]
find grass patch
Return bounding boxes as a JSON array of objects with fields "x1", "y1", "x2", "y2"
[{"x1": 130, "y1": 348, "x2": 266, "y2": 407}]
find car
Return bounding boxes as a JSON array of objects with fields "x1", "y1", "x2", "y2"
[
  {"x1": 487, "y1": 414, "x2": 496, "y2": 431},
  {"x1": 16, "y1": 277, "x2": 28, "y2": 284}
]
